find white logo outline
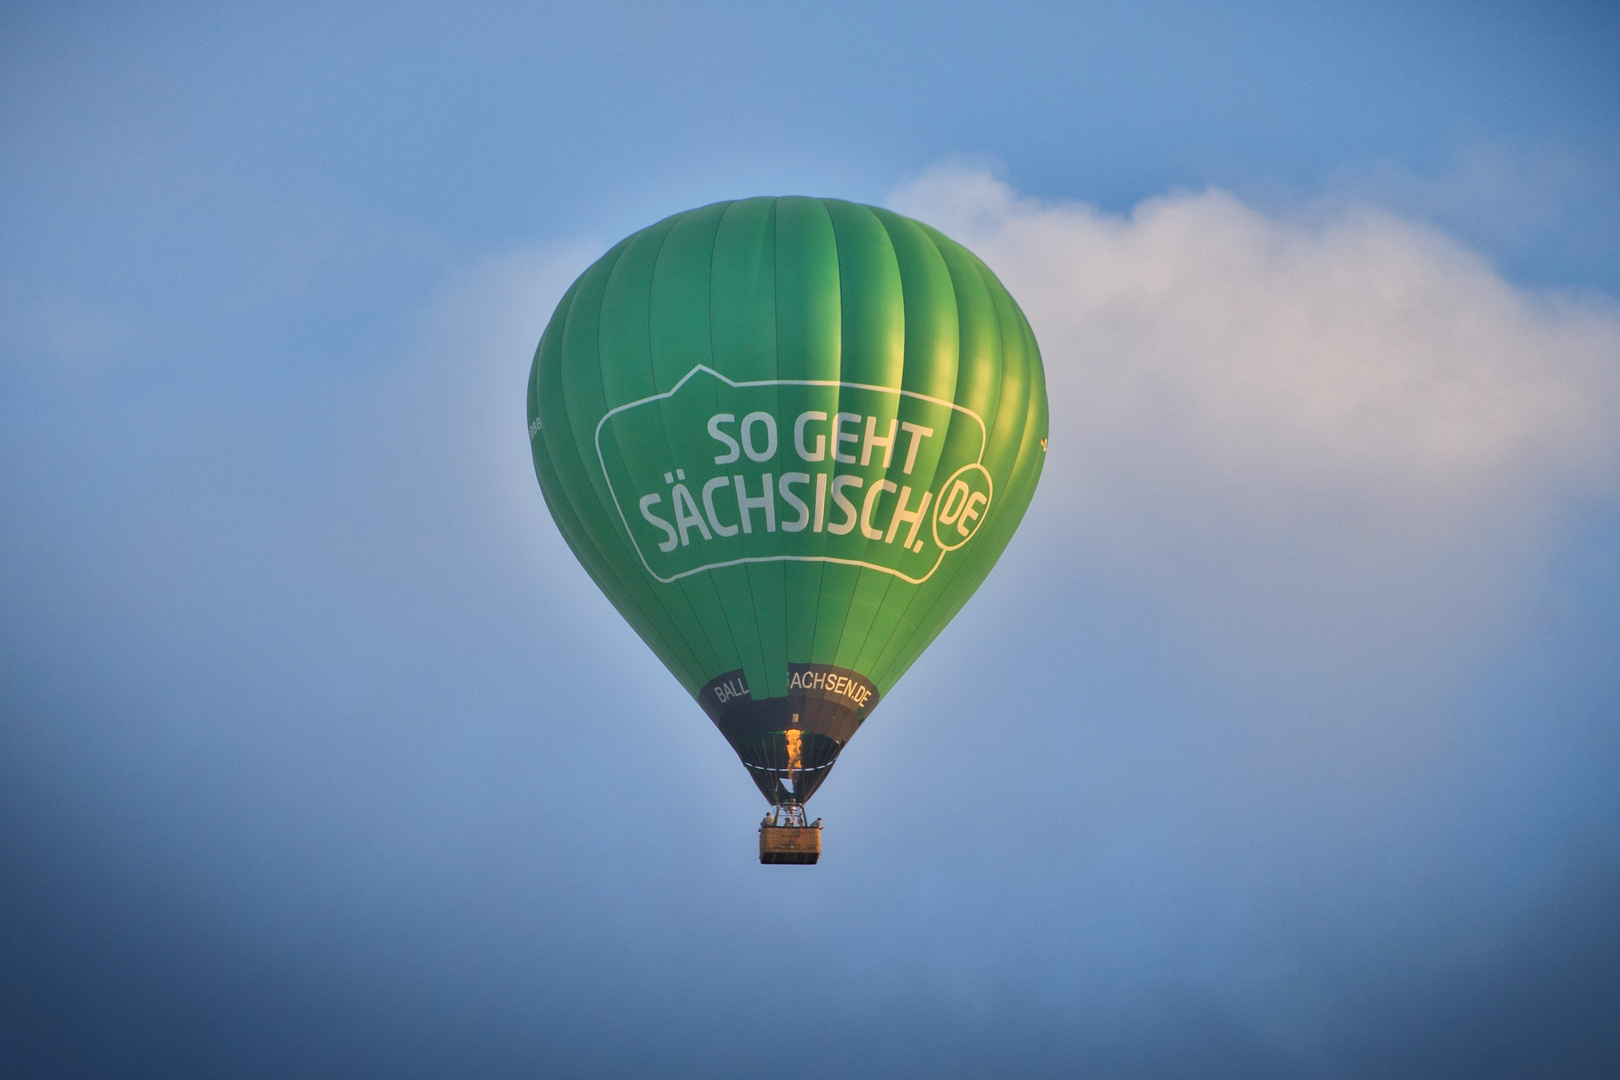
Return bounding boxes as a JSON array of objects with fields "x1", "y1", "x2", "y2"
[{"x1": 593, "y1": 365, "x2": 990, "y2": 586}]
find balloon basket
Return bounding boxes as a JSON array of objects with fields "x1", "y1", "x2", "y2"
[{"x1": 759, "y1": 804, "x2": 822, "y2": 865}]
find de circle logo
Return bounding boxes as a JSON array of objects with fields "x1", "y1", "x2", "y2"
[{"x1": 933, "y1": 463, "x2": 994, "y2": 551}]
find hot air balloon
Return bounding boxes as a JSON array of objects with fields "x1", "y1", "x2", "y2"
[{"x1": 526, "y1": 198, "x2": 1047, "y2": 863}]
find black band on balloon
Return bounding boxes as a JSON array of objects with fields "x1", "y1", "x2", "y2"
[{"x1": 697, "y1": 664, "x2": 880, "y2": 805}]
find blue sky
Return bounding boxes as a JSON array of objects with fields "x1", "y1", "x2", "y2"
[{"x1": 4, "y1": 3, "x2": 1620, "y2": 1077}]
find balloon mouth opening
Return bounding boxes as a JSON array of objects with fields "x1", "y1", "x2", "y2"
[{"x1": 738, "y1": 729, "x2": 843, "y2": 805}]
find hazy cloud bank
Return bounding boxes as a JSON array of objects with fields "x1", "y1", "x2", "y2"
[
  {"x1": 5, "y1": 170, "x2": 1619, "y2": 1078},
  {"x1": 281, "y1": 170, "x2": 1620, "y2": 1072}
]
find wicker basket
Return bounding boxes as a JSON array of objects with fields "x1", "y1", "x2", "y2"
[{"x1": 759, "y1": 824, "x2": 821, "y2": 864}]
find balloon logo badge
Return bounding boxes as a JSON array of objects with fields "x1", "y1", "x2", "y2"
[
  {"x1": 932, "y1": 463, "x2": 993, "y2": 551},
  {"x1": 595, "y1": 364, "x2": 991, "y2": 586},
  {"x1": 526, "y1": 197, "x2": 1047, "y2": 863}
]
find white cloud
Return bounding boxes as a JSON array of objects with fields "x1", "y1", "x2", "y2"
[
  {"x1": 895, "y1": 165, "x2": 1618, "y2": 508},
  {"x1": 890, "y1": 164, "x2": 1620, "y2": 777}
]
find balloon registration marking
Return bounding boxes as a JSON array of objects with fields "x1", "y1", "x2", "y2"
[{"x1": 594, "y1": 364, "x2": 991, "y2": 587}]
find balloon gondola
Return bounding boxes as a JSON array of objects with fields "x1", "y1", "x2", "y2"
[{"x1": 526, "y1": 198, "x2": 1047, "y2": 863}]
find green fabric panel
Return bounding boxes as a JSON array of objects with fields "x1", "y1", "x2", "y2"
[
  {"x1": 920, "y1": 224, "x2": 1004, "y2": 448},
  {"x1": 647, "y1": 203, "x2": 753, "y2": 686},
  {"x1": 553, "y1": 239, "x2": 706, "y2": 689},
  {"x1": 773, "y1": 197, "x2": 843, "y2": 668},
  {"x1": 595, "y1": 214, "x2": 719, "y2": 682},
  {"x1": 709, "y1": 197, "x2": 789, "y2": 697},
  {"x1": 544, "y1": 247, "x2": 635, "y2": 575},
  {"x1": 851, "y1": 208, "x2": 963, "y2": 676},
  {"x1": 536, "y1": 241, "x2": 703, "y2": 692},
  {"x1": 529, "y1": 282, "x2": 641, "y2": 627},
  {"x1": 881, "y1": 322, "x2": 1048, "y2": 688},
  {"x1": 979, "y1": 260, "x2": 1034, "y2": 482},
  {"x1": 868, "y1": 228, "x2": 1007, "y2": 689},
  {"x1": 710, "y1": 198, "x2": 777, "y2": 370},
  {"x1": 529, "y1": 277, "x2": 590, "y2": 556},
  {"x1": 598, "y1": 216, "x2": 677, "y2": 403},
  {"x1": 873, "y1": 251, "x2": 1036, "y2": 690},
  {"x1": 872, "y1": 209, "x2": 962, "y2": 403},
  {"x1": 819, "y1": 200, "x2": 906, "y2": 672}
]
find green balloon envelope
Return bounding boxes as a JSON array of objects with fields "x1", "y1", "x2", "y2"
[{"x1": 527, "y1": 197, "x2": 1047, "y2": 806}]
